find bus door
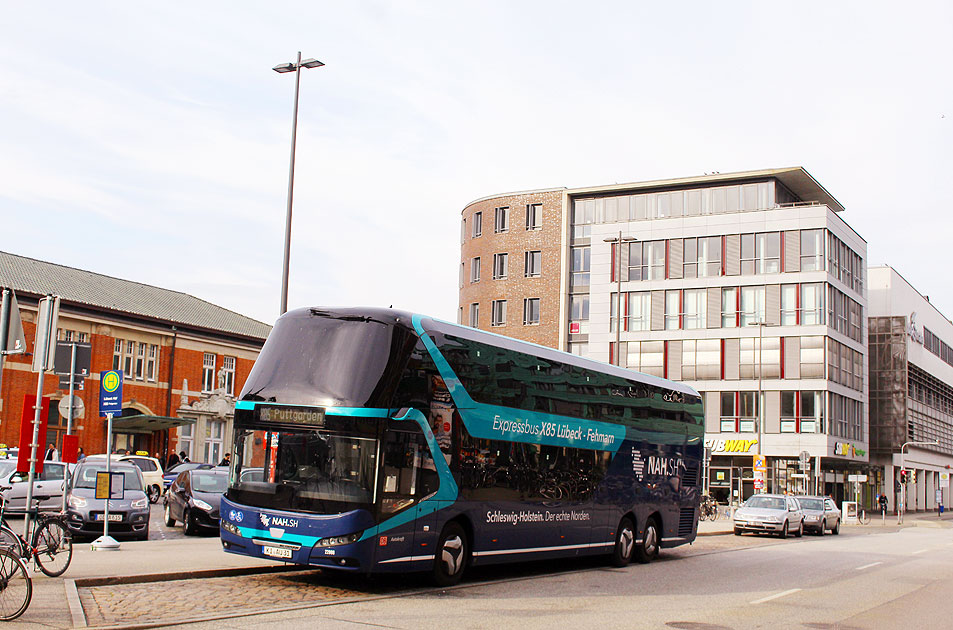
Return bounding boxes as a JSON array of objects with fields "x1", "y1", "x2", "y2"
[{"x1": 374, "y1": 427, "x2": 440, "y2": 566}]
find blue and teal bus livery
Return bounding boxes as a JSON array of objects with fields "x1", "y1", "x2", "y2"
[{"x1": 220, "y1": 307, "x2": 704, "y2": 585}]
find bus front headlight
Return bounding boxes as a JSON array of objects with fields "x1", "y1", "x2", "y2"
[
  {"x1": 222, "y1": 521, "x2": 241, "y2": 536},
  {"x1": 316, "y1": 531, "x2": 362, "y2": 547}
]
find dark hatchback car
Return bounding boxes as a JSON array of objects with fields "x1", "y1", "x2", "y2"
[
  {"x1": 66, "y1": 462, "x2": 150, "y2": 541},
  {"x1": 163, "y1": 468, "x2": 228, "y2": 535},
  {"x1": 161, "y1": 462, "x2": 213, "y2": 491}
]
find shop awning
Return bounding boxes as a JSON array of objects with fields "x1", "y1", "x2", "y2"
[{"x1": 111, "y1": 415, "x2": 195, "y2": 434}]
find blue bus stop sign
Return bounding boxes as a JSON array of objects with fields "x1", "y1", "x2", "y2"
[{"x1": 99, "y1": 370, "x2": 123, "y2": 416}]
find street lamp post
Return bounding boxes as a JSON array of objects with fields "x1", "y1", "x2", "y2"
[
  {"x1": 603, "y1": 233, "x2": 637, "y2": 366},
  {"x1": 274, "y1": 52, "x2": 324, "y2": 315},
  {"x1": 748, "y1": 320, "x2": 772, "y2": 493},
  {"x1": 898, "y1": 438, "x2": 939, "y2": 524}
]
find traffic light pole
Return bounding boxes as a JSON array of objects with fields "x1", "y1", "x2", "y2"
[{"x1": 899, "y1": 439, "x2": 940, "y2": 524}]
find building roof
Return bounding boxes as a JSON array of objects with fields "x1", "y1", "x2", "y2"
[
  {"x1": 568, "y1": 167, "x2": 845, "y2": 213},
  {"x1": 0, "y1": 251, "x2": 271, "y2": 341},
  {"x1": 464, "y1": 167, "x2": 845, "y2": 213}
]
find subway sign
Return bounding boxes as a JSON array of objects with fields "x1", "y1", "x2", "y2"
[{"x1": 704, "y1": 438, "x2": 759, "y2": 454}]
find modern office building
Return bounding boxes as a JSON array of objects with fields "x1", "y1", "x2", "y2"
[
  {"x1": 868, "y1": 266, "x2": 953, "y2": 512},
  {"x1": 459, "y1": 167, "x2": 871, "y2": 504}
]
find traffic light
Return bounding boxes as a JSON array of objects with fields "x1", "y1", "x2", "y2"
[
  {"x1": 899, "y1": 469, "x2": 907, "y2": 483},
  {"x1": 911, "y1": 470, "x2": 917, "y2": 484}
]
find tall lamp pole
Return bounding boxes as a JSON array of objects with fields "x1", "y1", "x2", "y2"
[
  {"x1": 748, "y1": 320, "x2": 772, "y2": 493},
  {"x1": 898, "y1": 438, "x2": 939, "y2": 524},
  {"x1": 603, "y1": 232, "x2": 637, "y2": 366},
  {"x1": 274, "y1": 52, "x2": 324, "y2": 315}
]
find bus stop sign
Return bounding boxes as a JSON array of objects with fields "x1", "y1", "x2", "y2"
[{"x1": 99, "y1": 370, "x2": 123, "y2": 416}]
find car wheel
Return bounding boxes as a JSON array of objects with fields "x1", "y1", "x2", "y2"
[
  {"x1": 610, "y1": 517, "x2": 636, "y2": 567},
  {"x1": 432, "y1": 522, "x2": 468, "y2": 586},
  {"x1": 147, "y1": 485, "x2": 161, "y2": 504},
  {"x1": 635, "y1": 518, "x2": 660, "y2": 564},
  {"x1": 183, "y1": 508, "x2": 197, "y2": 536},
  {"x1": 832, "y1": 519, "x2": 840, "y2": 535},
  {"x1": 818, "y1": 520, "x2": 826, "y2": 536},
  {"x1": 164, "y1": 503, "x2": 175, "y2": 527},
  {"x1": 734, "y1": 528, "x2": 743, "y2": 536},
  {"x1": 795, "y1": 520, "x2": 803, "y2": 538},
  {"x1": 779, "y1": 520, "x2": 788, "y2": 539}
]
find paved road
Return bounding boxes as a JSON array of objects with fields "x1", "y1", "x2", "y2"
[{"x1": 80, "y1": 524, "x2": 953, "y2": 629}]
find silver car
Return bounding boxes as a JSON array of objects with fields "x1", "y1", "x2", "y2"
[
  {"x1": 733, "y1": 494, "x2": 804, "y2": 538},
  {"x1": 796, "y1": 495, "x2": 840, "y2": 535},
  {"x1": 0, "y1": 459, "x2": 72, "y2": 513},
  {"x1": 65, "y1": 462, "x2": 150, "y2": 541}
]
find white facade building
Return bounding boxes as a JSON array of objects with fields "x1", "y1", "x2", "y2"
[{"x1": 868, "y1": 266, "x2": 953, "y2": 512}]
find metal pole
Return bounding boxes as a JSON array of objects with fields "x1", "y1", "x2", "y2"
[
  {"x1": 279, "y1": 51, "x2": 303, "y2": 316},
  {"x1": 24, "y1": 297, "x2": 55, "y2": 541},
  {"x1": 104, "y1": 412, "x2": 113, "y2": 538},
  {"x1": 62, "y1": 342, "x2": 77, "y2": 513},
  {"x1": 0, "y1": 289, "x2": 9, "y2": 398},
  {"x1": 615, "y1": 231, "x2": 622, "y2": 365}
]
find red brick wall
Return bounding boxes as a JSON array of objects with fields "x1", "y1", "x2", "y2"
[
  {"x1": 458, "y1": 189, "x2": 565, "y2": 349},
  {"x1": 0, "y1": 317, "x2": 259, "y2": 458}
]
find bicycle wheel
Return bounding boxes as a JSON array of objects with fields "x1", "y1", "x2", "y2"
[
  {"x1": 0, "y1": 547, "x2": 31, "y2": 621},
  {"x1": 0, "y1": 525, "x2": 23, "y2": 558},
  {"x1": 32, "y1": 519, "x2": 72, "y2": 577},
  {"x1": 858, "y1": 510, "x2": 870, "y2": 525}
]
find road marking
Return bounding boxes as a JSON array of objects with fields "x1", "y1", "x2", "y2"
[
  {"x1": 912, "y1": 549, "x2": 928, "y2": 555},
  {"x1": 856, "y1": 562, "x2": 882, "y2": 570},
  {"x1": 750, "y1": 588, "x2": 802, "y2": 605}
]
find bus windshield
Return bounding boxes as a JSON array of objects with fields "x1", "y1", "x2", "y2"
[
  {"x1": 239, "y1": 310, "x2": 417, "y2": 408},
  {"x1": 229, "y1": 429, "x2": 377, "y2": 514}
]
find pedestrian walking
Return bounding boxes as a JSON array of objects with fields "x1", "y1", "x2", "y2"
[
  {"x1": 179, "y1": 450, "x2": 190, "y2": 463},
  {"x1": 219, "y1": 452, "x2": 231, "y2": 467}
]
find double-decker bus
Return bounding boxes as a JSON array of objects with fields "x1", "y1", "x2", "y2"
[{"x1": 220, "y1": 307, "x2": 704, "y2": 585}]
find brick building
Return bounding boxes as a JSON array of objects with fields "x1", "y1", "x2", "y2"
[
  {"x1": 459, "y1": 168, "x2": 872, "y2": 505},
  {"x1": 0, "y1": 251, "x2": 270, "y2": 464}
]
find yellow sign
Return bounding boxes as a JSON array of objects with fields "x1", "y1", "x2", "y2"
[
  {"x1": 95, "y1": 471, "x2": 124, "y2": 500},
  {"x1": 753, "y1": 455, "x2": 767, "y2": 472}
]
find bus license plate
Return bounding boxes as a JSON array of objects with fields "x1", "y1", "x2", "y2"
[
  {"x1": 95, "y1": 514, "x2": 122, "y2": 522},
  {"x1": 262, "y1": 546, "x2": 292, "y2": 559}
]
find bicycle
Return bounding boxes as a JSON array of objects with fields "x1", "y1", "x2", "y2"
[
  {"x1": 857, "y1": 509, "x2": 871, "y2": 525},
  {"x1": 0, "y1": 488, "x2": 73, "y2": 577},
  {"x1": 0, "y1": 546, "x2": 31, "y2": 621}
]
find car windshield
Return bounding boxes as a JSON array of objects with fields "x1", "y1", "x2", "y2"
[
  {"x1": 0, "y1": 461, "x2": 15, "y2": 480},
  {"x1": 191, "y1": 473, "x2": 228, "y2": 494},
  {"x1": 74, "y1": 466, "x2": 141, "y2": 491},
  {"x1": 799, "y1": 498, "x2": 824, "y2": 510},
  {"x1": 745, "y1": 496, "x2": 785, "y2": 510}
]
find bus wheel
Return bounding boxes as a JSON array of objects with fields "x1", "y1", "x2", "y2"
[
  {"x1": 611, "y1": 517, "x2": 635, "y2": 567},
  {"x1": 635, "y1": 518, "x2": 660, "y2": 564},
  {"x1": 432, "y1": 522, "x2": 468, "y2": 587}
]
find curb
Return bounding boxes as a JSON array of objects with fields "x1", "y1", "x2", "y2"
[{"x1": 66, "y1": 564, "x2": 309, "y2": 628}]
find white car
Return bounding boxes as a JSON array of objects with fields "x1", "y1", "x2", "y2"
[{"x1": 85, "y1": 455, "x2": 165, "y2": 503}]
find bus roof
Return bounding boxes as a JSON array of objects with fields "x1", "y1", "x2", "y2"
[{"x1": 284, "y1": 306, "x2": 701, "y2": 400}]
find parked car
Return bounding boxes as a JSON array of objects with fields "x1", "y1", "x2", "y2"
[
  {"x1": 796, "y1": 495, "x2": 841, "y2": 535},
  {"x1": 733, "y1": 494, "x2": 804, "y2": 538},
  {"x1": 0, "y1": 459, "x2": 73, "y2": 513},
  {"x1": 163, "y1": 468, "x2": 227, "y2": 535},
  {"x1": 86, "y1": 454, "x2": 165, "y2": 503},
  {"x1": 65, "y1": 461, "x2": 150, "y2": 541},
  {"x1": 239, "y1": 467, "x2": 263, "y2": 483},
  {"x1": 162, "y1": 462, "x2": 213, "y2": 491}
]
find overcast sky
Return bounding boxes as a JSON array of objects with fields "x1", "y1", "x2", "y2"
[{"x1": 2, "y1": 2, "x2": 951, "y2": 326}]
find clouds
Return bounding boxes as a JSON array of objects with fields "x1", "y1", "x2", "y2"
[{"x1": 0, "y1": 1, "x2": 951, "y2": 326}]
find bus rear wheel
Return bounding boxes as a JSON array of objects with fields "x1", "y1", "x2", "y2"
[
  {"x1": 611, "y1": 517, "x2": 635, "y2": 567},
  {"x1": 432, "y1": 522, "x2": 468, "y2": 587},
  {"x1": 635, "y1": 517, "x2": 660, "y2": 564}
]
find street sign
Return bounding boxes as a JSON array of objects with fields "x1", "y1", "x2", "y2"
[
  {"x1": 58, "y1": 374, "x2": 85, "y2": 391},
  {"x1": 53, "y1": 342, "x2": 92, "y2": 376},
  {"x1": 0, "y1": 289, "x2": 26, "y2": 355},
  {"x1": 58, "y1": 394, "x2": 85, "y2": 420},
  {"x1": 31, "y1": 296, "x2": 60, "y2": 372},
  {"x1": 790, "y1": 473, "x2": 809, "y2": 478},
  {"x1": 848, "y1": 474, "x2": 868, "y2": 482},
  {"x1": 99, "y1": 370, "x2": 123, "y2": 416},
  {"x1": 753, "y1": 455, "x2": 767, "y2": 472}
]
